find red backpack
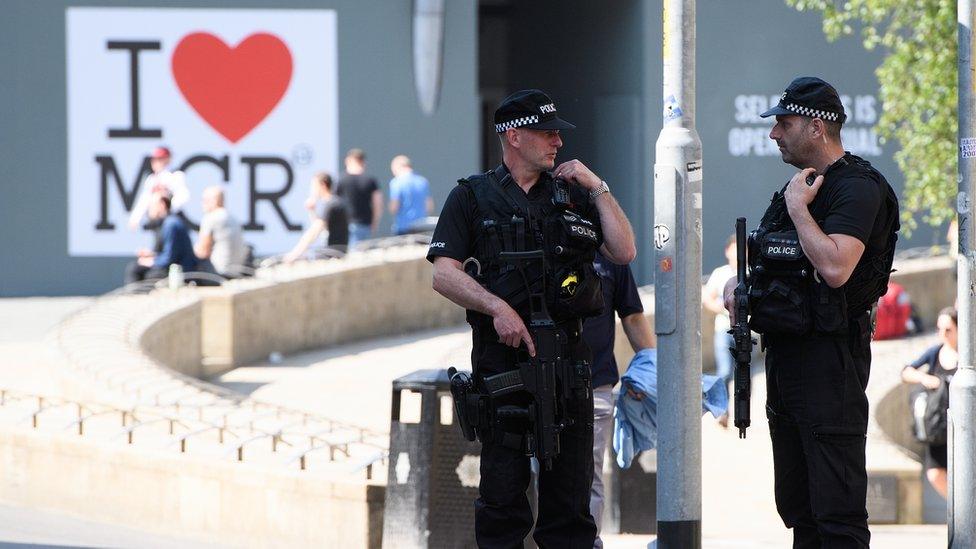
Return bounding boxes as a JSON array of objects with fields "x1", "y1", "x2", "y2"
[{"x1": 873, "y1": 282, "x2": 912, "y2": 340}]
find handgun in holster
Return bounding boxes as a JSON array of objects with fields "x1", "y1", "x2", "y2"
[{"x1": 447, "y1": 366, "x2": 483, "y2": 442}]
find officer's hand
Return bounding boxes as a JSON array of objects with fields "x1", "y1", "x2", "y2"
[
  {"x1": 625, "y1": 385, "x2": 645, "y2": 401},
  {"x1": 723, "y1": 277, "x2": 737, "y2": 322},
  {"x1": 784, "y1": 167, "x2": 822, "y2": 213},
  {"x1": 553, "y1": 159, "x2": 601, "y2": 192},
  {"x1": 492, "y1": 304, "x2": 536, "y2": 357}
]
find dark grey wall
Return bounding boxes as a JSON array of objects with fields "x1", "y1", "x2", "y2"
[
  {"x1": 484, "y1": 0, "x2": 936, "y2": 285},
  {"x1": 696, "y1": 0, "x2": 936, "y2": 279},
  {"x1": 0, "y1": 0, "x2": 478, "y2": 296}
]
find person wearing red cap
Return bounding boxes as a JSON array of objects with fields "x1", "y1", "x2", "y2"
[
  {"x1": 128, "y1": 146, "x2": 190, "y2": 230},
  {"x1": 429, "y1": 89, "x2": 636, "y2": 548},
  {"x1": 724, "y1": 76, "x2": 900, "y2": 548}
]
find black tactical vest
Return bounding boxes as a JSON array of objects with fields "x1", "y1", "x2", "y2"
[
  {"x1": 459, "y1": 166, "x2": 604, "y2": 328},
  {"x1": 748, "y1": 154, "x2": 899, "y2": 336}
]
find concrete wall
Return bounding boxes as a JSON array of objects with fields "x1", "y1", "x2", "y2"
[
  {"x1": 0, "y1": 427, "x2": 384, "y2": 548},
  {"x1": 202, "y1": 247, "x2": 465, "y2": 370},
  {"x1": 129, "y1": 246, "x2": 465, "y2": 377},
  {"x1": 140, "y1": 299, "x2": 205, "y2": 378}
]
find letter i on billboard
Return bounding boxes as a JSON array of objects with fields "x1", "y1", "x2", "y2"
[{"x1": 66, "y1": 8, "x2": 338, "y2": 256}]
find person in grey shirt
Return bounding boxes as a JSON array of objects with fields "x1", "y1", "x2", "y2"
[{"x1": 195, "y1": 186, "x2": 248, "y2": 276}]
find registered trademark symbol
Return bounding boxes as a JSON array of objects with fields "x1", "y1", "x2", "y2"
[{"x1": 292, "y1": 144, "x2": 314, "y2": 167}]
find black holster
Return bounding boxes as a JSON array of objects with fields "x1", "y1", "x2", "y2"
[{"x1": 448, "y1": 367, "x2": 485, "y2": 442}]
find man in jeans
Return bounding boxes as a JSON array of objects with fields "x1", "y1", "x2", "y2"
[
  {"x1": 388, "y1": 155, "x2": 434, "y2": 235},
  {"x1": 583, "y1": 250, "x2": 654, "y2": 547},
  {"x1": 124, "y1": 193, "x2": 197, "y2": 284},
  {"x1": 335, "y1": 148, "x2": 381, "y2": 246}
]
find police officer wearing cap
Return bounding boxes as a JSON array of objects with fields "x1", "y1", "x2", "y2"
[
  {"x1": 429, "y1": 89, "x2": 636, "y2": 547},
  {"x1": 724, "y1": 77, "x2": 899, "y2": 548}
]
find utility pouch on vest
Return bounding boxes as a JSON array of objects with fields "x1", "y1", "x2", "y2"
[
  {"x1": 486, "y1": 262, "x2": 544, "y2": 315},
  {"x1": 552, "y1": 262, "x2": 604, "y2": 319},
  {"x1": 472, "y1": 213, "x2": 545, "y2": 317},
  {"x1": 811, "y1": 279, "x2": 849, "y2": 335},
  {"x1": 548, "y1": 211, "x2": 604, "y2": 319},
  {"x1": 749, "y1": 229, "x2": 812, "y2": 336}
]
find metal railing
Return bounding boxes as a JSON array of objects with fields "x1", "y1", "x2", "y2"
[{"x1": 41, "y1": 287, "x2": 390, "y2": 477}]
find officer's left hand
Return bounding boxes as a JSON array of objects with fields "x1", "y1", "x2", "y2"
[
  {"x1": 553, "y1": 160, "x2": 601, "y2": 192},
  {"x1": 784, "y1": 167, "x2": 823, "y2": 214},
  {"x1": 723, "y1": 277, "x2": 737, "y2": 322}
]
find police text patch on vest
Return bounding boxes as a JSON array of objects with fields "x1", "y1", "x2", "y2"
[
  {"x1": 563, "y1": 213, "x2": 598, "y2": 243},
  {"x1": 761, "y1": 232, "x2": 803, "y2": 261}
]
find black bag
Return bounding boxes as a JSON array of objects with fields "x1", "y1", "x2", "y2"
[{"x1": 911, "y1": 381, "x2": 949, "y2": 445}]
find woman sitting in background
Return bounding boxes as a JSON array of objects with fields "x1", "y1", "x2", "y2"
[{"x1": 901, "y1": 307, "x2": 958, "y2": 498}]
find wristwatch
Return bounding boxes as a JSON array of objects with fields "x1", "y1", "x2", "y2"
[{"x1": 590, "y1": 180, "x2": 610, "y2": 199}]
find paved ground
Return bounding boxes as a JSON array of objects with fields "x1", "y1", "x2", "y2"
[
  {"x1": 0, "y1": 503, "x2": 223, "y2": 549},
  {"x1": 215, "y1": 324, "x2": 949, "y2": 547},
  {"x1": 0, "y1": 297, "x2": 92, "y2": 395}
]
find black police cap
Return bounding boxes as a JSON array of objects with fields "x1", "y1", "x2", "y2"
[
  {"x1": 760, "y1": 76, "x2": 847, "y2": 124},
  {"x1": 494, "y1": 89, "x2": 576, "y2": 133}
]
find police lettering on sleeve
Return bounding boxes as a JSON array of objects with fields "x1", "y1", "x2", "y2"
[{"x1": 426, "y1": 184, "x2": 476, "y2": 263}]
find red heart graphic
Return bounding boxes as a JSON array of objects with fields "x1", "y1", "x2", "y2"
[{"x1": 171, "y1": 32, "x2": 292, "y2": 143}]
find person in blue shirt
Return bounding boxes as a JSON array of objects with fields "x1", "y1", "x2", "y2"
[
  {"x1": 388, "y1": 155, "x2": 433, "y2": 235},
  {"x1": 124, "y1": 193, "x2": 197, "y2": 284},
  {"x1": 583, "y1": 250, "x2": 654, "y2": 548}
]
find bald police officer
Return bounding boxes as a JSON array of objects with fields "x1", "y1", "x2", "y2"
[{"x1": 429, "y1": 89, "x2": 636, "y2": 548}]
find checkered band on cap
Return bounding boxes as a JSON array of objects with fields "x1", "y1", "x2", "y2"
[
  {"x1": 495, "y1": 115, "x2": 540, "y2": 133},
  {"x1": 785, "y1": 103, "x2": 841, "y2": 122}
]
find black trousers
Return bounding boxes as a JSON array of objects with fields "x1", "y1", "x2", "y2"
[
  {"x1": 474, "y1": 390, "x2": 595, "y2": 549},
  {"x1": 472, "y1": 332, "x2": 597, "y2": 549},
  {"x1": 765, "y1": 318, "x2": 872, "y2": 549}
]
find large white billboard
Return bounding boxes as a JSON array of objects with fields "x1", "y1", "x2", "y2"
[{"x1": 66, "y1": 8, "x2": 338, "y2": 256}]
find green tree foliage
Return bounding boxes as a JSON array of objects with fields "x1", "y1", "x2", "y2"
[{"x1": 786, "y1": 0, "x2": 956, "y2": 232}]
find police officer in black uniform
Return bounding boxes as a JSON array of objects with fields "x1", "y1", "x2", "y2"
[
  {"x1": 429, "y1": 89, "x2": 636, "y2": 548},
  {"x1": 725, "y1": 77, "x2": 899, "y2": 548}
]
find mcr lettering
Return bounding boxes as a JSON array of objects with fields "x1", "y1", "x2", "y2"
[
  {"x1": 66, "y1": 8, "x2": 338, "y2": 256},
  {"x1": 95, "y1": 41, "x2": 298, "y2": 233}
]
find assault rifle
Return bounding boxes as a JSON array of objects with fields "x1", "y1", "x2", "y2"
[
  {"x1": 478, "y1": 249, "x2": 585, "y2": 471},
  {"x1": 732, "y1": 217, "x2": 754, "y2": 438}
]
